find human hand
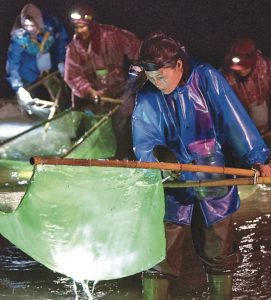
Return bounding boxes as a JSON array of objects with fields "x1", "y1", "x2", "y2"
[
  {"x1": 253, "y1": 163, "x2": 271, "y2": 177},
  {"x1": 153, "y1": 145, "x2": 178, "y2": 163},
  {"x1": 161, "y1": 170, "x2": 180, "y2": 182},
  {"x1": 88, "y1": 87, "x2": 105, "y2": 98},
  {"x1": 16, "y1": 87, "x2": 34, "y2": 105},
  {"x1": 88, "y1": 87, "x2": 106, "y2": 104},
  {"x1": 58, "y1": 62, "x2": 65, "y2": 77}
]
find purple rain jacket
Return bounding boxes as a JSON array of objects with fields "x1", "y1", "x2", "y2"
[{"x1": 132, "y1": 60, "x2": 270, "y2": 226}]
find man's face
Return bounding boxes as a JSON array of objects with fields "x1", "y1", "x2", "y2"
[
  {"x1": 23, "y1": 19, "x2": 38, "y2": 35},
  {"x1": 145, "y1": 60, "x2": 183, "y2": 94},
  {"x1": 74, "y1": 24, "x2": 90, "y2": 40}
]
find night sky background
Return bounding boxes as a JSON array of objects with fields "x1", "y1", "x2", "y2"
[{"x1": 1, "y1": 0, "x2": 271, "y2": 98}]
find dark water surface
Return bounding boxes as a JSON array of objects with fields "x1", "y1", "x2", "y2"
[{"x1": 0, "y1": 186, "x2": 271, "y2": 299}]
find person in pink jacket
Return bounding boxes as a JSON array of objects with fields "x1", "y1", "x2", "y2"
[
  {"x1": 222, "y1": 38, "x2": 271, "y2": 135},
  {"x1": 64, "y1": 4, "x2": 141, "y2": 158}
]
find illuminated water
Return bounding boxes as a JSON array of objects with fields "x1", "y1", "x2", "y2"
[{"x1": 0, "y1": 186, "x2": 271, "y2": 299}]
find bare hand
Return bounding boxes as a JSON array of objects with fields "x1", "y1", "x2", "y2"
[
  {"x1": 88, "y1": 87, "x2": 106, "y2": 98},
  {"x1": 253, "y1": 164, "x2": 271, "y2": 177}
]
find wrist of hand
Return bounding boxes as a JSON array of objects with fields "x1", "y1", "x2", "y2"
[{"x1": 88, "y1": 87, "x2": 96, "y2": 98}]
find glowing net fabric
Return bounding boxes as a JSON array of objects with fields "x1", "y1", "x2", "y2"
[
  {"x1": 0, "y1": 110, "x2": 116, "y2": 161},
  {"x1": 0, "y1": 110, "x2": 116, "y2": 185},
  {"x1": 0, "y1": 164, "x2": 165, "y2": 281}
]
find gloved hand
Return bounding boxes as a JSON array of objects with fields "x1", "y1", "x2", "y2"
[
  {"x1": 16, "y1": 87, "x2": 34, "y2": 104},
  {"x1": 152, "y1": 145, "x2": 180, "y2": 182},
  {"x1": 153, "y1": 145, "x2": 178, "y2": 163},
  {"x1": 16, "y1": 87, "x2": 34, "y2": 115},
  {"x1": 161, "y1": 169, "x2": 180, "y2": 182},
  {"x1": 58, "y1": 62, "x2": 65, "y2": 77}
]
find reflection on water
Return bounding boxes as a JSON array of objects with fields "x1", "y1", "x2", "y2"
[{"x1": 0, "y1": 186, "x2": 271, "y2": 299}]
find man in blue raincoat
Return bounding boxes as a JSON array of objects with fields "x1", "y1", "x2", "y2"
[
  {"x1": 6, "y1": 3, "x2": 69, "y2": 115},
  {"x1": 132, "y1": 32, "x2": 271, "y2": 300}
]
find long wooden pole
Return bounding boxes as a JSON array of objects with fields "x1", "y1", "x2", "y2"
[
  {"x1": 98, "y1": 96, "x2": 123, "y2": 104},
  {"x1": 27, "y1": 71, "x2": 59, "y2": 92},
  {"x1": 30, "y1": 157, "x2": 259, "y2": 177},
  {"x1": 0, "y1": 109, "x2": 72, "y2": 146},
  {"x1": 163, "y1": 177, "x2": 271, "y2": 188},
  {"x1": 33, "y1": 99, "x2": 54, "y2": 106},
  {"x1": 61, "y1": 105, "x2": 120, "y2": 157}
]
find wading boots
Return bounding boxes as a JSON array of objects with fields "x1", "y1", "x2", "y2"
[
  {"x1": 207, "y1": 273, "x2": 233, "y2": 299},
  {"x1": 142, "y1": 270, "x2": 170, "y2": 300}
]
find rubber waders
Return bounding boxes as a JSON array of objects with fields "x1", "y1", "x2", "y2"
[
  {"x1": 207, "y1": 274, "x2": 233, "y2": 299},
  {"x1": 142, "y1": 272, "x2": 170, "y2": 300}
]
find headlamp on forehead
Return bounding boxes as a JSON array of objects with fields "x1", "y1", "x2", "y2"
[
  {"x1": 228, "y1": 49, "x2": 257, "y2": 71},
  {"x1": 231, "y1": 56, "x2": 241, "y2": 64},
  {"x1": 70, "y1": 12, "x2": 93, "y2": 21},
  {"x1": 141, "y1": 51, "x2": 182, "y2": 72}
]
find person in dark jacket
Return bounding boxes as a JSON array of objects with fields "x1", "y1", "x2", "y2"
[
  {"x1": 6, "y1": 3, "x2": 69, "y2": 115},
  {"x1": 132, "y1": 32, "x2": 271, "y2": 300}
]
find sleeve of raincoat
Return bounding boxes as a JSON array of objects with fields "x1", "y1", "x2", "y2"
[
  {"x1": 45, "y1": 15, "x2": 69, "y2": 63},
  {"x1": 6, "y1": 35, "x2": 24, "y2": 91},
  {"x1": 114, "y1": 27, "x2": 141, "y2": 61},
  {"x1": 53, "y1": 21, "x2": 69, "y2": 63},
  {"x1": 132, "y1": 87, "x2": 167, "y2": 162},
  {"x1": 64, "y1": 42, "x2": 92, "y2": 99},
  {"x1": 267, "y1": 57, "x2": 271, "y2": 103},
  {"x1": 200, "y1": 66, "x2": 270, "y2": 166}
]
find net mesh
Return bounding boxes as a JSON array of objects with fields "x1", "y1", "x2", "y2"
[
  {"x1": 0, "y1": 110, "x2": 116, "y2": 161},
  {"x1": 0, "y1": 110, "x2": 116, "y2": 185},
  {"x1": 0, "y1": 164, "x2": 165, "y2": 281}
]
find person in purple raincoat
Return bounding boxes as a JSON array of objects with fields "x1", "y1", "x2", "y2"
[{"x1": 132, "y1": 32, "x2": 271, "y2": 300}]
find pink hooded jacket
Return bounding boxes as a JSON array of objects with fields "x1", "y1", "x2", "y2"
[
  {"x1": 64, "y1": 23, "x2": 141, "y2": 105},
  {"x1": 222, "y1": 51, "x2": 271, "y2": 133}
]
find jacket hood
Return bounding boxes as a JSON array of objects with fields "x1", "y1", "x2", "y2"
[{"x1": 11, "y1": 3, "x2": 44, "y2": 33}]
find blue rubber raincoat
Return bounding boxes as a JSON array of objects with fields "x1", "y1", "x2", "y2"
[
  {"x1": 6, "y1": 9, "x2": 69, "y2": 91},
  {"x1": 132, "y1": 60, "x2": 270, "y2": 226}
]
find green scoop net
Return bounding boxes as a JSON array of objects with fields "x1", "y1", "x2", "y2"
[
  {"x1": 0, "y1": 109, "x2": 117, "y2": 185},
  {"x1": 0, "y1": 164, "x2": 166, "y2": 281},
  {"x1": 0, "y1": 109, "x2": 116, "y2": 161}
]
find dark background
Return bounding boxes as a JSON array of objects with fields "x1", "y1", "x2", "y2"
[{"x1": 1, "y1": 0, "x2": 271, "y2": 98}]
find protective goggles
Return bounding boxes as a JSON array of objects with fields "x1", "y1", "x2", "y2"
[
  {"x1": 141, "y1": 61, "x2": 163, "y2": 71},
  {"x1": 140, "y1": 52, "x2": 182, "y2": 71}
]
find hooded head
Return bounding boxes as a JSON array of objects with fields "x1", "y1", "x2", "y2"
[
  {"x1": 225, "y1": 38, "x2": 257, "y2": 76},
  {"x1": 20, "y1": 3, "x2": 44, "y2": 35},
  {"x1": 70, "y1": 5, "x2": 96, "y2": 26},
  {"x1": 70, "y1": 5, "x2": 97, "y2": 41}
]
